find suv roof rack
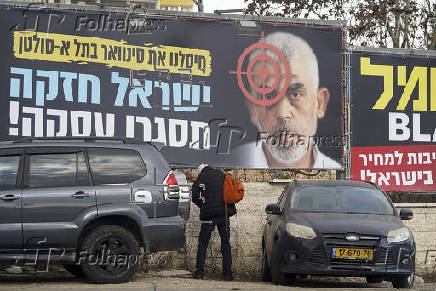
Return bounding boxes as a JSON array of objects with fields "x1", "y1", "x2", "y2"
[{"x1": 13, "y1": 136, "x2": 147, "y2": 145}]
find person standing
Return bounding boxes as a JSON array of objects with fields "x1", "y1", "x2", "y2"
[{"x1": 191, "y1": 164, "x2": 236, "y2": 281}]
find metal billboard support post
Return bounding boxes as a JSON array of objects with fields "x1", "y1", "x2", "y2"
[
  {"x1": 343, "y1": 51, "x2": 352, "y2": 181},
  {"x1": 339, "y1": 23, "x2": 351, "y2": 181}
]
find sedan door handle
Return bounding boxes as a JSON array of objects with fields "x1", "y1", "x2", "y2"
[
  {"x1": 0, "y1": 194, "x2": 20, "y2": 201},
  {"x1": 71, "y1": 191, "x2": 91, "y2": 199}
]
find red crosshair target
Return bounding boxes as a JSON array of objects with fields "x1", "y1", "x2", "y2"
[{"x1": 229, "y1": 32, "x2": 295, "y2": 116}]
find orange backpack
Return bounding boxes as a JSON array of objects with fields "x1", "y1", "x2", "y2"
[{"x1": 222, "y1": 171, "x2": 244, "y2": 204}]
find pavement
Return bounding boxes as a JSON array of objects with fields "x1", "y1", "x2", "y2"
[{"x1": 0, "y1": 269, "x2": 434, "y2": 290}]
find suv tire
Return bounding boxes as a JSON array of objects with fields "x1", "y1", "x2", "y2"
[
  {"x1": 63, "y1": 264, "x2": 85, "y2": 277},
  {"x1": 79, "y1": 225, "x2": 140, "y2": 284}
]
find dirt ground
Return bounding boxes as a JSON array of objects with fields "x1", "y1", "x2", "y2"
[{"x1": 0, "y1": 269, "x2": 435, "y2": 291}]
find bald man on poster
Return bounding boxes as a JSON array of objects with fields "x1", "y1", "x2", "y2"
[{"x1": 233, "y1": 32, "x2": 341, "y2": 169}]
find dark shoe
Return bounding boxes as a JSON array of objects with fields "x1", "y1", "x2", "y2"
[
  {"x1": 193, "y1": 272, "x2": 204, "y2": 279},
  {"x1": 223, "y1": 273, "x2": 233, "y2": 281}
]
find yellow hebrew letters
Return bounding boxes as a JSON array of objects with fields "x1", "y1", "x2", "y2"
[
  {"x1": 361, "y1": 57, "x2": 435, "y2": 111},
  {"x1": 360, "y1": 57, "x2": 393, "y2": 110},
  {"x1": 396, "y1": 66, "x2": 427, "y2": 111}
]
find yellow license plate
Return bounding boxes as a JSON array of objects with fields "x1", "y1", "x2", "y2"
[{"x1": 332, "y1": 248, "x2": 373, "y2": 259}]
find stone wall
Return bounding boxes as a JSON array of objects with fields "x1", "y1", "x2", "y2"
[
  {"x1": 399, "y1": 203, "x2": 436, "y2": 278},
  {"x1": 149, "y1": 180, "x2": 436, "y2": 279}
]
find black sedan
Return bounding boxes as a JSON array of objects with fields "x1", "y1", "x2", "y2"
[{"x1": 262, "y1": 180, "x2": 415, "y2": 288}]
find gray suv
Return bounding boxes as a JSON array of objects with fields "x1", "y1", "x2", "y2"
[{"x1": 0, "y1": 137, "x2": 186, "y2": 283}]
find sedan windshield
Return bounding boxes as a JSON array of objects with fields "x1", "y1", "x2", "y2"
[{"x1": 290, "y1": 186, "x2": 394, "y2": 215}]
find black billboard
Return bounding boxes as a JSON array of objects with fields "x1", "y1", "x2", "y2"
[
  {"x1": 351, "y1": 50, "x2": 436, "y2": 191},
  {"x1": 1, "y1": 4, "x2": 344, "y2": 169}
]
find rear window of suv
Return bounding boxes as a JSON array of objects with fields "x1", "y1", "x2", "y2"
[{"x1": 87, "y1": 148, "x2": 146, "y2": 185}]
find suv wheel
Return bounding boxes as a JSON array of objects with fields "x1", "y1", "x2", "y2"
[
  {"x1": 79, "y1": 225, "x2": 140, "y2": 284},
  {"x1": 261, "y1": 246, "x2": 272, "y2": 282},
  {"x1": 391, "y1": 271, "x2": 414, "y2": 289},
  {"x1": 63, "y1": 264, "x2": 85, "y2": 277}
]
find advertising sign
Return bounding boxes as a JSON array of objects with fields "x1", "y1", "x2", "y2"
[
  {"x1": 1, "y1": 3, "x2": 344, "y2": 169},
  {"x1": 160, "y1": 0, "x2": 193, "y2": 7},
  {"x1": 351, "y1": 50, "x2": 436, "y2": 191}
]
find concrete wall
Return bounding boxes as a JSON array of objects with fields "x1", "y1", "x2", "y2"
[{"x1": 149, "y1": 180, "x2": 436, "y2": 279}]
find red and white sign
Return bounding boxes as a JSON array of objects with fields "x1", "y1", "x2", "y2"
[{"x1": 351, "y1": 145, "x2": 436, "y2": 191}]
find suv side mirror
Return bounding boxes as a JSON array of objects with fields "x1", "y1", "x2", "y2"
[
  {"x1": 265, "y1": 204, "x2": 281, "y2": 215},
  {"x1": 400, "y1": 208, "x2": 413, "y2": 220}
]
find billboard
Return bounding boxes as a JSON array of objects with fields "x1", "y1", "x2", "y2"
[
  {"x1": 160, "y1": 0, "x2": 193, "y2": 7},
  {"x1": 1, "y1": 3, "x2": 344, "y2": 169},
  {"x1": 351, "y1": 50, "x2": 436, "y2": 191}
]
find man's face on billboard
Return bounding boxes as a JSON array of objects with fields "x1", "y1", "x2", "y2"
[{"x1": 249, "y1": 54, "x2": 330, "y2": 166}]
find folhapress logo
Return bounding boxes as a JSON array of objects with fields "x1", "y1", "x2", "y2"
[{"x1": 75, "y1": 15, "x2": 166, "y2": 34}]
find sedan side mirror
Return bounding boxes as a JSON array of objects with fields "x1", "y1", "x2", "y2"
[
  {"x1": 400, "y1": 208, "x2": 413, "y2": 220},
  {"x1": 265, "y1": 204, "x2": 281, "y2": 215}
]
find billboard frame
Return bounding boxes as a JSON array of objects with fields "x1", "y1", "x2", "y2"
[{"x1": 1, "y1": 1, "x2": 347, "y2": 170}]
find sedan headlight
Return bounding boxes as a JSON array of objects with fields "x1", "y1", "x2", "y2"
[
  {"x1": 286, "y1": 223, "x2": 316, "y2": 239},
  {"x1": 387, "y1": 227, "x2": 411, "y2": 243}
]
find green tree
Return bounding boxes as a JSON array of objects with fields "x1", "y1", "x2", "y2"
[{"x1": 244, "y1": 0, "x2": 436, "y2": 50}]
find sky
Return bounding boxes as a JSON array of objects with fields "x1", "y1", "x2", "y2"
[{"x1": 201, "y1": 0, "x2": 247, "y2": 13}]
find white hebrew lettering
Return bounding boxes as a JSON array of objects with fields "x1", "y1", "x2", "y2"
[
  {"x1": 378, "y1": 172, "x2": 390, "y2": 185},
  {"x1": 374, "y1": 153, "x2": 384, "y2": 166},
  {"x1": 94, "y1": 112, "x2": 114, "y2": 137},
  {"x1": 366, "y1": 170, "x2": 377, "y2": 183},
  {"x1": 394, "y1": 151, "x2": 403, "y2": 164},
  {"x1": 401, "y1": 171, "x2": 416, "y2": 185},
  {"x1": 71, "y1": 111, "x2": 92, "y2": 136},
  {"x1": 22, "y1": 106, "x2": 44, "y2": 137},
  {"x1": 385, "y1": 153, "x2": 394, "y2": 165},
  {"x1": 423, "y1": 171, "x2": 433, "y2": 184},
  {"x1": 391, "y1": 172, "x2": 401, "y2": 185},
  {"x1": 359, "y1": 154, "x2": 368, "y2": 166},
  {"x1": 407, "y1": 153, "x2": 417, "y2": 165},
  {"x1": 46, "y1": 109, "x2": 67, "y2": 137}
]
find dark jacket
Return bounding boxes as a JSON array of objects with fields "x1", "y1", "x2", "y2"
[{"x1": 191, "y1": 167, "x2": 237, "y2": 221}]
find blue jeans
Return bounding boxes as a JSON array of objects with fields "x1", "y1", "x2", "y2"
[{"x1": 195, "y1": 216, "x2": 231, "y2": 275}]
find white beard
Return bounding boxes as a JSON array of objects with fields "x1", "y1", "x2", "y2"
[{"x1": 263, "y1": 123, "x2": 307, "y2": 164}]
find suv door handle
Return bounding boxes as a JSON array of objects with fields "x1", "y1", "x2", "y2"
[
  {"x1": 0, "y1": 194, "x2": 20, "y2": 201},
  {"x1": 71, "y1": 191, "x2": 91, "y2": 199}
]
